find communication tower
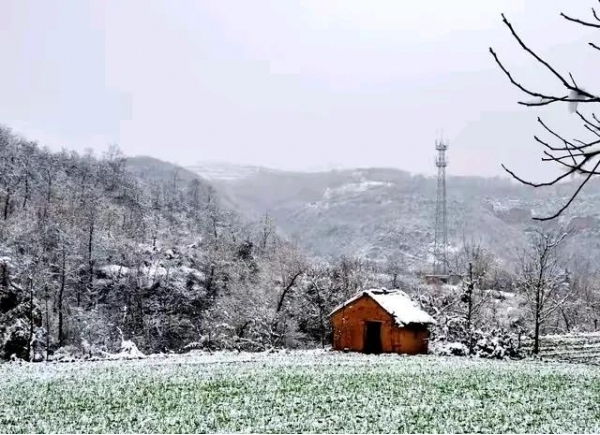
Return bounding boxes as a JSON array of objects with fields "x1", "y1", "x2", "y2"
[{"x1": 433, "y1": 136, "x2": 449, "y2": 275}]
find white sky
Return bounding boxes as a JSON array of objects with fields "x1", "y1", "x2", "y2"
[{"x1": 1, "y1": 0, "x2": 597, "y2": 178}]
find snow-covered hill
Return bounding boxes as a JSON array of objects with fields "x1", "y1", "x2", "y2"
[
  {"x1": 188, "y1": 162, "x2": 600, "y2": 269},
  {"x1": 188, "y1": 161, "x2": 281, "y2": 181}
]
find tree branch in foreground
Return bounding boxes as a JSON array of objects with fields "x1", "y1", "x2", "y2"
[{"x1": 490, "y1": 6, "x2": 600, "y2": 220}]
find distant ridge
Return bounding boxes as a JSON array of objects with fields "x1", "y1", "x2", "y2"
[
  {"x1": 189, "y1": 161, "x2": 281, "y2": 181},
  {"x1": 186, "y1": 161, "x2": 600, "y2": 267}
]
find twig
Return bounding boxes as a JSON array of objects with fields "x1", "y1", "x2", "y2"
[
  {"x1": 561, "y1": 12, "x2": 600, "y2": 28},
  {"x1": 534, "y1": 158, "x2": 600, "y2": 221}
]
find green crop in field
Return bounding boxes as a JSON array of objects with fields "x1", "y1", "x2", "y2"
[{"x1": 1, "y1": 351, "x2": 600, "y2": 433}]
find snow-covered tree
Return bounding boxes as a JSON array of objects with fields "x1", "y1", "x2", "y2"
[{"x1": 516, "y1": 229, "x2": 570, "y2": 354}]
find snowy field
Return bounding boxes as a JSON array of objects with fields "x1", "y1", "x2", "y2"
[
  {"x1": 2, "y1": 350, "x2": 600, "y2": 433},
  {"x1": 522, "y1": 332, "x2": 600, "y2": 365}
]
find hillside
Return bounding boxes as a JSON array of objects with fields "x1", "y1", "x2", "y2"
[
  {"x1": 126, "y1": 156, "x2": 245, "y2": 214},
  {"x1": 1, "y1": 128, "x2": 380, "y2": 361},
  {"x1": 192, "y1": 162, "x2": 600, "y2": 269},
  {"x1": 2, "y1": 123, "x2": 599, "y2": 363}
]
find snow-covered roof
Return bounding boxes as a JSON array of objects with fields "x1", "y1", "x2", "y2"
[{"x1": 329, "y1": 288, "x2": 436, "y2": 327}]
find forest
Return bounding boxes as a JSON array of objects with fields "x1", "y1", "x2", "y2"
[
  {"x1": 0, "y1": 125, "x2": 382, "y2": 360},
  {"x1": 1, "y1": 124, "x2": 599, "y2": 362}
]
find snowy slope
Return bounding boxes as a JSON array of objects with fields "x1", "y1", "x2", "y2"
[
  {"x1": 189, "y1": 161, "x2": 282, "y2": 181},
  {"x1": 188, "y1": 163, "x2": 600, "y2": 267}
]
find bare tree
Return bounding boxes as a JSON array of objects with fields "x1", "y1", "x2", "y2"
[
  {"x1": 490, "y1": 4, "x2": 600, "y2": 220},
  {"x1": 452, "y1": 237, "x2": 498, "y2": 287},
  {"x1": 385, "y1": 254, "x2": 405, "y2": 289},
  {"x1": 517, "y1": 229, "x2": 570, "y2": 354},
  {"x1": 260, "y1": 211, "x2": 274, "y2": 252},
  {"x1": 556, "y1": 254, "x2": 600, "y2": 333},
  {"x1": 450, "y1": 239, "x2": 495, "y2": 350},
  {"x1": 55, "y1": 228, "x2": 76, "y2": 347},
  {"x1": 275, "y1": 249, "x2": 305, "y2": 314},
  {"x1": 306, "y1": 269, "x2": 328, "y2": 348},
  {"x1": 462, "y1": 262, "x2": 490, "y2": 353}
]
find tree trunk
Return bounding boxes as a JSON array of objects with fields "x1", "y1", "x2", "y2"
[
  {"x1": 561, "y1": 307, "x2": 571, "y2": 333},
  {"x1": 83, "y1": 218, "x2": 94, "y2": 307},
  {"x1": 312, "y1": 280, "x2": 326, "y2": 349},
  {"x1": 27, "y1": 278, "x2": 34, "y2": 362},
  {"x1": 261, "y1": 212, "x2": 271, "y2": 251},
  {"x1": 534, "y1": 285, "x2": 541, "y2": 354},
  {"x1": 206, "y1": 265, "x2": 215, "y2": 299},
  {"x1": 0, "y1": 263, "x2": 8, "y2": 289},
  {"x1": 44, "y1": 285, "x2": 49, "y2": 361},
  {"x1": 466, "y1": 262, "x2": 474, "y2": 353},
  {"x1": 276, "y1": 271, "x2": 302, "y2": 313},
  {"x1": 3, "y1": 190, "x2": 10, "y2": 220},
  {"x1": 58, "y1": 249, "x2": 66, "y2": 347},
  {"x1": 22, "y1": 174, "x2": 29, "y2": 209},
  {"x1": 46, "y1": 173, "x2": 52, "y2": 204}
]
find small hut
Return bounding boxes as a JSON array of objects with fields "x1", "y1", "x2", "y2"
[{"x1": 329, "y1": 288, "x2": 435, "y2": 355}]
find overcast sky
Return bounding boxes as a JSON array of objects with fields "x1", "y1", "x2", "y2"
[{"x1": 1, "y1": 1, "x2": 597, "y2": 178}]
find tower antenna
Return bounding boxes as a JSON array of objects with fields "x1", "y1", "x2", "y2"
[{"x1": 433, "y1": 135, "x2": 449, "y2": 275}]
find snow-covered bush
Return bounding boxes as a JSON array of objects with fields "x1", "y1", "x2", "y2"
[
  {"x1": 432, "y1": 328, "x2": 523, "y2": 359},
  {"x1": 52, "y1": 334, "x2": 145, "y2": 361},
  {"x1": 1, "y1": 319, "x2": 30, "y2": 361},
  {"x1": 51, "y1": 345, "x2": 81, "y2": 362},
  {"x1": 0, "y1": 276, "x2": 43, "y2": 361},
  {"x1": 435, "y1": 342, "x2": 469, "y2": 357},
  {"x1": 471, "y1": 329, "x2": 521, "y2": 359},
  {"x1": 107, "y1": 339, "x2": 145, "y2": 359}
]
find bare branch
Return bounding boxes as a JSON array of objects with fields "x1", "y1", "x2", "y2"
[
  {"x1": 573, "y1": 137, "x2": 600, "y2": 147},
  {"x1": 519, "y1": 98, "x2": 564, "y2": 108},
  {"x1": 585, "y1": 124, "x2": 600, "y2": 138},
  {"x1": 501, "y1": 163, "x2": 574, "y2": 188},
  {"x1": 543, "y1": 150, "x2": 600, "y2": 175},
  {"x1": 576, "y1": 111, "x2": 600, "y2": 130},
  {"x1": 534, "y1": 158, "x2": 600, "y2": 221},
  {"x1": 569, "y1": 72, "x2": 578, "y2": 88},
  {"x1": 533, "y1": 135, "x2": 556, "y2": 151},
  {"x1": 489, "y1": 48, "x2": 563, "y2": 103},
  {"x1": 537, "y1": 118, "x2": 592, "y2": 151},
  {"x1": 541, "y1": 150, "x2": 600, "y2": 163},
  {"x1": 561, "y1": 12, "x2": 600, "y2": 28},
  {"x1": 502, "y1": 14, "x2": 597, "y2": 98},
  {"x1": 540, "y1": 289, "x2": 574, "y2": 322},
  {"x1": 493, "y1": 9, "x2": 600, "y2": 221}
]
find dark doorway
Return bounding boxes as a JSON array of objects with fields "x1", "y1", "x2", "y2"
[{"x1": 364, "y1": 321, "x2": 382, "y2": 354}]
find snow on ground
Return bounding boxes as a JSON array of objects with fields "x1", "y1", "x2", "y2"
[
  {"x1": 141, "y1": 265, "x2": 168, "y2": 278},
  {"x1": 2, "y1": 350, "x2": 600, "y2": 433},
  {"x1": 323, "y1": 181, "x2": 392, "y2": 199},
  {"x1": 99, "y1": 264, "x2": 130, "y2": 277},
  {"x1": 521, "y1": 332, "x2": 600, "y2": 365}
]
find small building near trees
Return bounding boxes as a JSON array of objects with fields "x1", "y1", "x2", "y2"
[{"x1": 329, "y1": 288, "x2": 435, "y2": 355}]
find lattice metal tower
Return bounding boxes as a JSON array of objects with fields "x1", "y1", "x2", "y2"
[{"x1": 433, "y1": 137, "x2": 449, "y2": 275}]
